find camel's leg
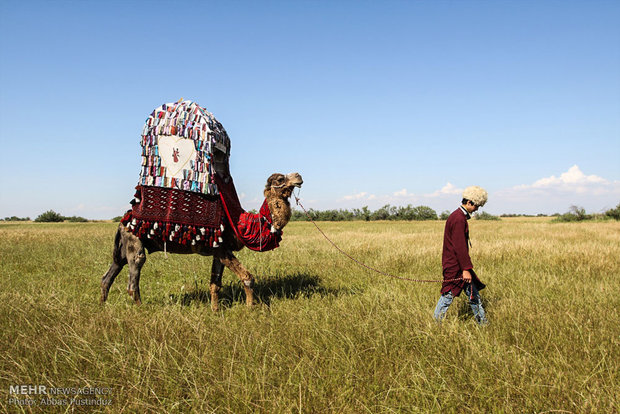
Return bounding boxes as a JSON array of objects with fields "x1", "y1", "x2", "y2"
[
  {"x1": 217, "y1": 251, "x2": 255, "y2": 307},
  {"x1": 124, "y1": 230, "x2": 146, "y2": 305},
  {"x1": 101, "y1": 227, "x2": 128, "y2": 303},
  {"x1": 101, "y1": 262, "x2": 125, "y2": 303},
  {"x1": 209, "y1": 257, "x2": 225, "y2": 311}
]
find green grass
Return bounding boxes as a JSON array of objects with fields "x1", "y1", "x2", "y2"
[{"x1": 1, "y1": 219, "x2": 619, "y2": 413}]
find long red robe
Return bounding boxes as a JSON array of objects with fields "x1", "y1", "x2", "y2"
[{"x1": 441, "y1": 208, "x2": 485, "y2": 296}]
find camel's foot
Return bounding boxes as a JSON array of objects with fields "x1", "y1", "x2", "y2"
[
  {"x1": 127, "y1": 289, "x2": 142, "y2": 305},
  {"x1": 100, "y1": 288, "x2": 108, "y2": 304},
  {"x1": 243, "y1": 281, "x2": 254, "y2": 307}
]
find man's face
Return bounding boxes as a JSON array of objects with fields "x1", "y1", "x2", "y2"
[{"x1": 464, "y1": 200, "x2": 479, "y2": 214}]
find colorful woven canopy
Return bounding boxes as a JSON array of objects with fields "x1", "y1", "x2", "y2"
[{"x1": 138, "y1": 100, "x2": 231, "y2": 195}]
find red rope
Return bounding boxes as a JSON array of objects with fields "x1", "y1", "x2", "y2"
[{"x1": 293, "y1": 196, "x2": 463, "y2": 284}]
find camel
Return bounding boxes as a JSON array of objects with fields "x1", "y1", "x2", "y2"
[{"x1": 100, "y1": 172, "x2": 303, "y2": 311}]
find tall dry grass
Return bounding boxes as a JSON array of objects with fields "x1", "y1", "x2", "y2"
[{"x1": 1, "y1": 219, "x2": 618, "y2": 413}]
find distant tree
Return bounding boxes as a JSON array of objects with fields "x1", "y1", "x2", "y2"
[
  {"x1": 3, "y1": 216, "x2": 30, "y2": 221},
  {"x1": 440, "y1": 210, "x2": 451, "y2": 220},
  {"x1": 474, "y1": 211, "x2": 500, "y2": 221},
  {"x1": 570, "y1": 205, "x2": 589, "y2": 220},
  {"x1": 411, "y1": 206, "x2": 438, "y2": 220},
  {"x1": 290, "y1": 209, "x2": 306, "y2": 221},
  {"x1": 604, "y1": 203, "x2": 620, "y2": 220},
  {"x1": 352, "y1": 206, "x2": 371, "y2": 221},
  {"x1": 552, "y1": 205, "x2": 592, "y2": 222},
  {"x1": 371, "y1": 205, "x2": 392, "y2": 221},
  {"x1": 35, "y1": 210, "x2": 64, "y2": 222},
  {"x1": 64, "y1": 216, "x2": 89, "y2": 223}
]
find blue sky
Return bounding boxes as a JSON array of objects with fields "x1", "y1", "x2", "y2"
[{"x1": 1, "y1": 0, "x2": 619, "y2": 219}]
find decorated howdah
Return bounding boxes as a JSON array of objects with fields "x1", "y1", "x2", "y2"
[
  {"x1": 138, "y1": 100, "x2": 231, "y2": 195},
  {"x1": 122, "y1": 100, "x2": 282, "y2": 252}
]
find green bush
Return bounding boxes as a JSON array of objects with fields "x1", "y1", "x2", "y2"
[
  {"x1": 474, "y1": 211, "x2": 500, "y2": 221},
  {"x1": 605, "y1": 203, "x2": 620, "y2": 220},
  {"x1": 64, "y1": 216, "x2": 89, "y2": 223},
  {"x1": 552, "y1": 205, "x2": 592, "y2": 222},
  {"x1": 34, "y1": 210, "x2": 64, "y2": 223},
  {"x1": 2, "y1": 216, "x2": 30, "y2": 221}
]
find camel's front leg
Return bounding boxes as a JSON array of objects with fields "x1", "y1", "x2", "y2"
[{"x1": 216, "y1": 251, "x2": 255, "y2": 307}]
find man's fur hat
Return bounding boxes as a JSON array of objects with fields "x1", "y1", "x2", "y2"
[{"x1": 463, "y1": 186, "x2": 488, "y2": 207}]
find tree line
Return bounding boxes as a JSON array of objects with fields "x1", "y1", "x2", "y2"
[
  {"x1": 291, "y1": 205, "x2": 444, "y2": 221},
  {"x1": 3, "y1": 203, "x2": 619, "y2": 223}
]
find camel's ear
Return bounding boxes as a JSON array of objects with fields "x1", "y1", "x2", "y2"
[
  {"x1": 266, "y1": 174, "x2": 279, "y2": 186},
  {"x1": 266, "y1": 173, "x2": 285, "y2": 189}
]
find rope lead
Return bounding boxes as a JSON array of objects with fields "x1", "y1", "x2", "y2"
[{"x1": 293, "y1": 195, "x2": 463, "y2": 284}]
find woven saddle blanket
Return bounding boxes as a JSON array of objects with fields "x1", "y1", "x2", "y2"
[{"x1": 122, "y1": 186, "x2": 223, "y2": 247}]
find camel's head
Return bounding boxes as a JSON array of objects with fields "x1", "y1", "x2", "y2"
[{"x1": 264, "y1": 172, "x2": 303, "y2": 199}]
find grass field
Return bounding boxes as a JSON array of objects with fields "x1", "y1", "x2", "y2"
[{"x1": 1, "y1": 218, "x2": 619, "y2": 413}]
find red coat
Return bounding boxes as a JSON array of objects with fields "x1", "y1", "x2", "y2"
[{"x1": 441, "y1": 208, "x2": 485, "y2": 296}]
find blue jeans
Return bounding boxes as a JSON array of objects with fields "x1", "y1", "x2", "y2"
[{"x1": 434, "y1": 284, "x2": 488, "y2": 325}]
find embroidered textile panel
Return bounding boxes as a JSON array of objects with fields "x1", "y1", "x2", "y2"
[{"x1": 138, "y1": 100, "x2": 231, "y2": 195}]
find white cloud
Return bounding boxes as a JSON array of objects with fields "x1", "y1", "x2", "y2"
[
  {"x1": 426, "y1": 182, "x2": 463, "y2": 197},
  {"x1": 342, "y1": 192, "x2": 374, "y2": 201},
  {"x1": 509, "y1": 165, "x2": 615, "y2": 195},
  {"x1": 530, "y1": 165, "x2": 607, "y2": 189},
  {"x1": 494, "y1": 165, "x2": 620, "y2": 214},
  {"x1": 394, "y1": 188, "x2": 409, "y2": 197}
]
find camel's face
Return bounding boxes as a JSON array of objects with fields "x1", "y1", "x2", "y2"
[
  {"x1": 285, "y1": 172, "x2": 303, "y2": 188},
  {"x1": 265, "y1": 172, "x2": 303, "y2": 198}
]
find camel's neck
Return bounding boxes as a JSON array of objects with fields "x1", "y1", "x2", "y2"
[{"x1": 266, "y1": 196, "x2": 291, "y2": 230}]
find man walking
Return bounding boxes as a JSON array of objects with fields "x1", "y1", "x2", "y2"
[{"x1": 434, "y1": 186, "x2": 488, "y2": 325}]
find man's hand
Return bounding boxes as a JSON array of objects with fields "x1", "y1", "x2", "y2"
[{"x1": 462, "y1": 270, "x2": 473, "y2": 283}]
